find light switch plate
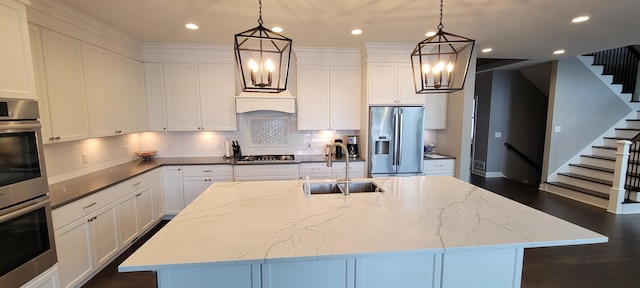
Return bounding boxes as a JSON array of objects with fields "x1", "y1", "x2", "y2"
[{"x1": 494, "y1": 132, "x2": 502, "y2": 138}]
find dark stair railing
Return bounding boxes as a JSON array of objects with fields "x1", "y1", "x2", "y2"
[
  {"x1": 504, "y1": 142, "x2": 542, "y2": 171},
  {"x1": 625, "y1": 133, "x2": 640, "y2": 200},
  {"x1": 584, "y1": 46, "x2": 640, "y2": 99}
]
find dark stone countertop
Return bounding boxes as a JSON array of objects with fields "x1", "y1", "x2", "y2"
[
  {"x1": 49, "y1": 156, "x2": 365, "y2": 209},
  {"x1": 423, "y1": 153, "x2": 456, "y2": 160}
]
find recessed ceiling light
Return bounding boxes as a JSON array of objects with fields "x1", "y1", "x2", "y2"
[
  {"x1": 553, "y1": 49, "x2": 566, "y2": 55},
  {"x1": 425, "y1": 31, "x2": 436, "y2": 37},
  {"x1": 271, "y1": 26, "x2": 283, "y2": 33},
  {"x1": 482, "y1": 48, "x2": 493, "y2": 53},
  {"x1": 185, "y1": 23, "x2": 199, "y2": 30},
  {"x1": 351, "y1": 29, "x2": 363, "y2": 35},
  {"x1": 571, "y1": 16, "x2": 590, "y2": 23}
]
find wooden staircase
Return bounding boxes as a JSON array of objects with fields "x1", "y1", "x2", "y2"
[{"x1": 544, "y1": 51, "x2": 640, "y2": 210}]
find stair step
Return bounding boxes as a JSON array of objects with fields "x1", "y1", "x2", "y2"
[
  {"x1": 615, "y1": 128, "x2": 640, "y2": 138},
  {"x1": 581, "y1": 155, "x2": 615, "y2": 169},
  {"x1": 569, "y1": 163, "x2": 613, "y2": 173},
  {"x1": 559, "y1": 172, "x2": 613, "y2": 186},
  {"x1": 546, "y1": 182, "x2": 609, "y2": 199}
]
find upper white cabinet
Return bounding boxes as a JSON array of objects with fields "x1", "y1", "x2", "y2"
[
  {"x1": 366, "y1": 63, "x2": 425, "y2": 105},
  {"x1": 0, "y1": 0, "x2": 36, "y2": 100},
  {"x1": 147, "y1": 63, "x2": 236, "y2": 131},
  {"x1": 424, "y1": 93, "x2": 447, "y2": 129},
  {"x1": 33, "y1": 27, "x2": 91, "y2": 143},
  {"x1": 30, "y1": 24, "x2": 147, "y2": 143},
  {"x1": 296, "y1": 48, "x2": 361, "y2": 131}
]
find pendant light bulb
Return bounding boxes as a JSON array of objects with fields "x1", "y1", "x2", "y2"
[
  {"x1": 422, "y1": 63, "x2": 431, "y2": 74},
  {"x1": 265, "y1": 58, "x2": 275, "y2": 72},
  {"x1": 248, "y1": 58, "x2": 259, "y2": 72},
  {"x1": 447, "y1": 62, "x2": 454, "y2": 72}
]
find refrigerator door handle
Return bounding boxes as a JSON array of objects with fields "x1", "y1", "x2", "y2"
[
  {"x1": 397, "y1": 111, "x2": 403, "y2": 165},
  {"x1": 393, "y1": 112, "x2": 399, "y2": 166}
]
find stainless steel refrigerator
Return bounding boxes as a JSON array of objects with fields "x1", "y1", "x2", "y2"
[{"x1": 369, "y1": 106, "x2": 425, "y2": 177}]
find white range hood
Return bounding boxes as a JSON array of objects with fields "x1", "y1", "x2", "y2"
[{"x1": 235, "y1": 90, "x2": 296, "y2": 113}]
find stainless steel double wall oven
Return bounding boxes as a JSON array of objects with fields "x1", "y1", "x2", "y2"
[{"x1": 0, "y1": 98, "x2": 57, "y2": 287}]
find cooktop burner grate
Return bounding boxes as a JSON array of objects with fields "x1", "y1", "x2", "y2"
[{"x1": 237, "y1": 154, "x2": 295, "y2": 162}]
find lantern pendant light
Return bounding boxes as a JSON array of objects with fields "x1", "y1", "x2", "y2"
[
  {"x1": 411, "y1": 0, "x2": 475, "y2": 93},
  {"x1": 234, "y1": 0, "x2": 292, "y2": 93}
]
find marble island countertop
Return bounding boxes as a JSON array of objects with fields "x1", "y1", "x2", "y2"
[{"x1": 119, "y1": 176, "x2": 607, "y2": 272}]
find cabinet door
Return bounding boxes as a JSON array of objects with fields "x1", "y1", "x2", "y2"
[
  {"x1": 0, "y1": 0, "x2": 36, "y2": 100},
  {"x1": 330, "y1": 66, "x2": 361, "y2": 130},
  {"x1": 164, "y1": 63, "x2": 200, "y2": 131},
  {"x1": 108, "y1": 53, "x2": 136, "y2": 134},
  {"x1": 116, "y1": 193, "x2": 139, "y2": 247},
  {"x1": 183, "y1": 176, "x2": 213, "y2": 207},
  {"x1": 397, "y1": 64, "x2": 426, "y2": 105},
  {"x1": 163, "y1": 166, "x2": 184, "y2": 214},
  {"x1": 90, "y1": 205, "x2": 119, "y2": 268},
  {"x1": 144, "y1": 63, "x2": 167, "y2": 131},
  {"x1": 136, "y1": 185, "x2": 155, "y2": 232},
  {"x1": 152, "y1": 168, "x2": 165, "y2": 221},
  {"x1": 82, "y1": 43, "x2": 114, "y2": 137},
  {"x1": 55, "y1": 217, "x2": 93, "y2": 288},
  {"x1": 28, "y1": 25, "x2": 53, "y2": 141},
  {"x1": 297, "y1": 66, "x2": 329, "y2": 130},
  {"x1": 367, "y1": 64, "x2": 397, "y2": 105},
  {"x1": 131, "y1": 60, "x2": 149, "y2": 132},
  {"x1": 424, "y1": 93, "x2": 447, "y2": 129},
  {"x1": 40, "y1": 29, "x2": 90, "y2": 142},
  {"x1": 199, "y1": 64, "x2": 236, "y2": 131}
]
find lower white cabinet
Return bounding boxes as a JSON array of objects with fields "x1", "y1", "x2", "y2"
[
  {"x1": 234, "y1": 164, "x2": 299, "y2": 181},
  {"x1": 115, "y1": 173, "x2": 154, "y2": 247},
  {"x1": 262, "y1": 259, "x2": 351, "y2": 288},
  {"x1": 20, "y1": 264, "x2": 61, "y2": 288},
  {"x1": 299, "y1": 161, "x2": 365, "y2": 180},
  {"x1": 424, "y1": 159, "x2": 455, "y2": 176},
  {"x1": 182, "y1": 165, "x2": 233, "y2": 207},
  {"x1": 152, "y1": 168, "x2": 165, "y2": 221},
  {"x1": 163, "y1": 166, "x2": 184, "y2": 215},
  {"x1": 53, "y1": 188, "x2": 119, "y2": 288}
]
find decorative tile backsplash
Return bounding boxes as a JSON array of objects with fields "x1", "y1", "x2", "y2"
[{"x1": 248, "y1": 117, "x2": 289, "y2": 146}]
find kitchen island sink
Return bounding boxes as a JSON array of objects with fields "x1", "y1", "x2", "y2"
[{"x1": 307, "y1": 180, "x2": 384, "y2": 194}]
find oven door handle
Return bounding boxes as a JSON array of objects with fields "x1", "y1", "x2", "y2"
[{"x1": 0, "y1": 198, "x2": 50, "y2": 222}]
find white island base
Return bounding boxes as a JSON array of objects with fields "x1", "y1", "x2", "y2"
[{"x1": 120, "y1": 176, "x2": 606, "y2": 288}]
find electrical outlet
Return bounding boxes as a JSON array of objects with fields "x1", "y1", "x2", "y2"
[
  {"x1": 82, "y1": 153, "x2": 88, "y2": 164},
  {"x1": 215, "y1": 142, "x2": 222, "y2": 150},
  {"x1": 123, "y1": 145, "x2": 128, "y2": 155},
  {"x1": 168, "y1": 144, "x2": 173, "y2": 150}
]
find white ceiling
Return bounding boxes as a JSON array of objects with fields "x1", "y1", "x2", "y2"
[{"x1": 54, "y1": 0, "x2": 639, "y2": 63}]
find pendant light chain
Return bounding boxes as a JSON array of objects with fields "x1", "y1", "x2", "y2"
[
  {"x1": 438, "y1": 0, "x2": 444, "y2": 31},
  {"x1": 258, "y1": 0, "x2": 263, "y2": 26}
]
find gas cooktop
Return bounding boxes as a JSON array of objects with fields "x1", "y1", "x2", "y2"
[{"x1": 235, "y1": 154, "x2": 296, "y2": 163}]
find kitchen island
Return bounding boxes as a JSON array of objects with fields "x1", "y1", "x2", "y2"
[{"x1": 119, "y1": 176, "x2": 607, "y2": 288}]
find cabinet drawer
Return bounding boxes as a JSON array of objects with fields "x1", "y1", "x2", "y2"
[
  {"x1": 234, "y1": 164, "x2": 299, "y2": 179},
  {"x1": 424, "y1": 159, "x2": 454, "y2": 171},
  {"x1": 182, "y1": 165, "x2": 233, "y2": 177},
  {"x1": 332, "y1": 162, "x2": 365, "y2": 172},
  {"x1": 52, "y1": 187, "x2": 116, "y2": 230},
  {"x1": 299, "y1": 163, "x2": 332, "y2": 175},
  {"x1": 115, "y1": 172, "x2": 153, "y2": 199}
]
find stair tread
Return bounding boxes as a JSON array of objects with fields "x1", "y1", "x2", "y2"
[
  {"x1": 604, "y1": 136, "x2": 632, "y2": 140},
  {"x1": 626, "y1": 119, "x2": 640, "y2": 121},
  {"x1": 569, "y1": 163, "x2": 614, "y2": 173},
  {"x1": 582, "y1": 154, "x2": 615, "y2": 161},
  {"x1": 547, "y1": 182, "x2": 609, "y2": 199},
  {"x1": 592, "y1": 145, "x2": 616, "y2": 150},
  {"x1": 558, "y1": 172, "x2": 613, "y2": 186},
  {"x1": 616, "y1": 128, "x2": 640, "y2": 131}
]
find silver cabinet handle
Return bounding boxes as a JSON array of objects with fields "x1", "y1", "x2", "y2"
[
  {"x1": 202, "y1": 170, "x2": 212, "y2": 173},
  {"x1": 132, "y1": 181, "x2": 142, "y2": 187},
  {"x1": 135, "y1": 193, "x2": 142, "y2": 197},
  {"x1": 83, "y1": 202, "x2": 97, "y2": 209}
]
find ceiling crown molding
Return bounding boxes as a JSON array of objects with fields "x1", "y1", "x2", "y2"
[{"x1": 141, "y1": 43, "x2": 235, "y2": 64}]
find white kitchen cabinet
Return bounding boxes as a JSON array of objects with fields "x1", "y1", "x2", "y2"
[
  {"x1": 367, "y1": 63, "x2": 425, "y2": 105},
  {"x1": 53, "y1": 188, "x2": 119, "y2": 288},
  {"x1": 162, "y1": 63, "x2": 237, "y2": 131},
  {"x1": 199, "y1": 64, "x2": 236, "y2": 131},
  {"x1": 115, "y1": 173, "x2": 154, "y2": 247},
  {"x1": 163, "y1": 166, "x2": 184, "y2": 215},
  {"x1": 234, "y1": 164, "x2": 299, "y2": 181},
  {"x1": 107, "y1": 52, "x2": 137, "y2": 134},
  {"x1": 182, "y1": 165, "x2": 233, "y2": 206},
  {"x1": 424, "y1": 158, "x2": 455, "y2": 176},
  {"x1": 144, "y1": 63, "x2": 167, "y2": 131},
  {"x1": 262, "y1": 259, "x2": 350, "y2": 288},
  {"x1": 0, "y1": 0, "x2": 36, "y2": 100},
  {"x1": 355, "y1": 254, "x2": 437, "y2": 288},
  {"x1": 332, "y1": 161, "x2": 365, "y2": 179},
  {"x1": 131, "y1": 60, "x2": 149, "y2": 131},
  {"x1": 36, "y1": 28, "x2": 90, "y2": 143},
  {"x1": 81, "y1": 43, "x2": 113, "y2": 137},
  {"x1": 20, "y1": 264, "x2": 61, "y2": 288},
  {"x1": 152, "y1": 168, "x2": 165, "y2": 221},
  {"x1": 299, "y1": 162, "x2": 333, "y2": 179},
  {"x1": 297, "y1": 66, "x2": 329, "y2": 130},
  {"x1": 424, "y1": 93, "x2": 447, "y2": 129}
]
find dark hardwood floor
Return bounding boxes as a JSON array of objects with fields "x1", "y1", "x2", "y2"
[{"x1": 82, "y1": 175, "x2": 640, "y2": 287}]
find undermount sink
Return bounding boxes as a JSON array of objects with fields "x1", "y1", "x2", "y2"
[{"x1": 306, "y1": 181, "x2": 384, "y2": 195}]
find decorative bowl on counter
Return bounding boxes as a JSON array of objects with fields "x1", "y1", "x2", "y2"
[{"x1": 135, "y1": 150, "x2": 157, "y2": 161}]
